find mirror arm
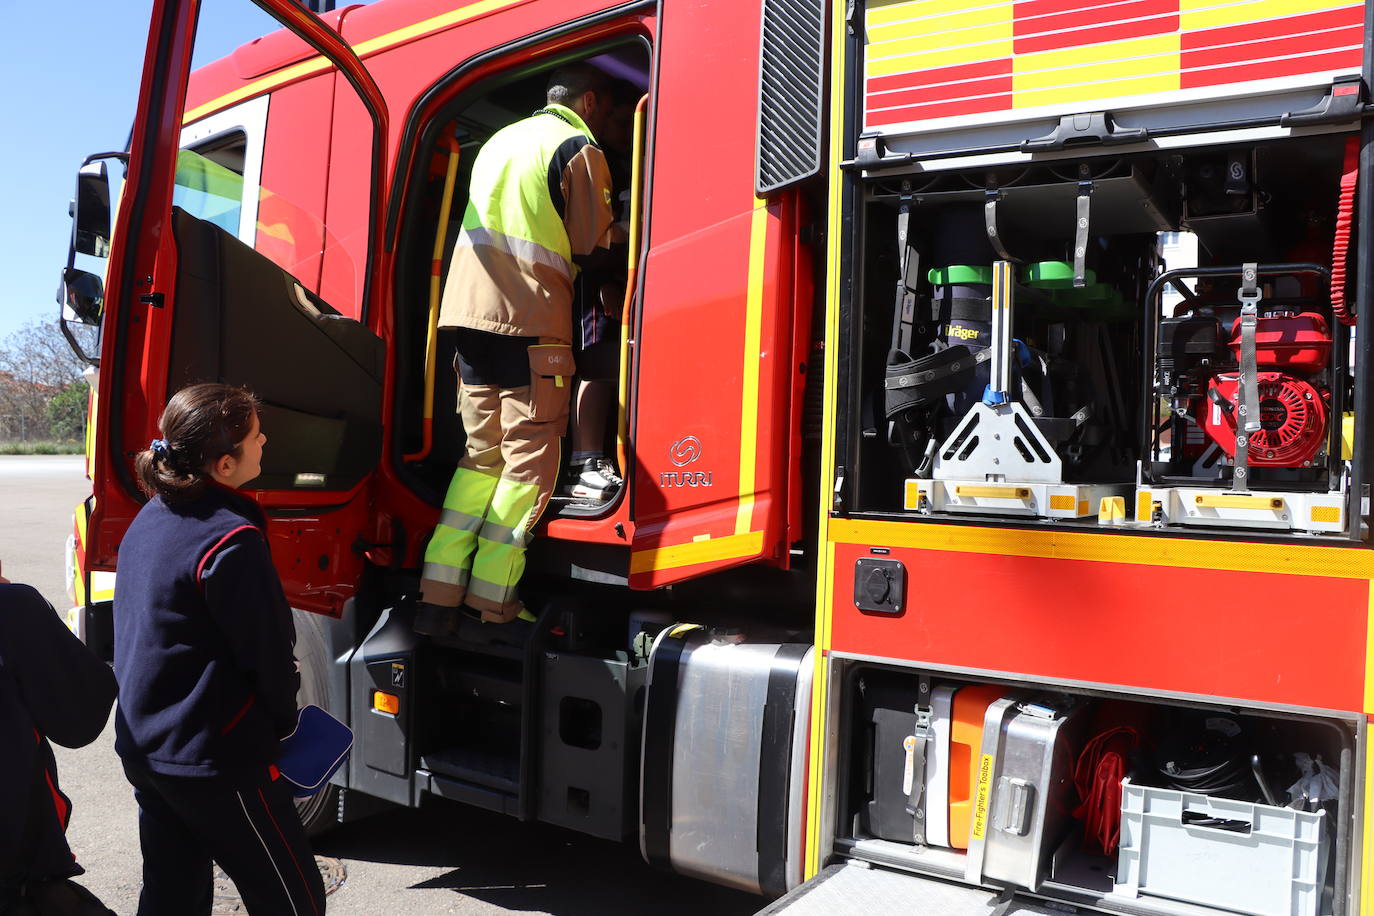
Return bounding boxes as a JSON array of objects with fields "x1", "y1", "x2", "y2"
[
  {"x1": 82, "y1": 151, "x2": 129, "y2": 168},
  {"x1": 59, "y1": 317, "x2": 98, "y2": 368}
]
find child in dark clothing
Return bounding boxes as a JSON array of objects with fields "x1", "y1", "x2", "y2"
[
  {"x1": 0, "y1": 564, "x2": 117, "y2": 915},
  {"x1": 113, "y1": 383, "x2": 325, "y2": 916}
]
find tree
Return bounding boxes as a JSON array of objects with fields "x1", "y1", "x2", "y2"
[
  {"x1": 47, "y1": 381, "x2": 90, "y2": 442},
  {"x1": 0, "y1": 319, "x2": 87, "y2": 441}
]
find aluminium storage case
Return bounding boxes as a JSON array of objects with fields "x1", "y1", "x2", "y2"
[{"x1": 966, "y1": 696, "x2": 1087, "y2": 890}]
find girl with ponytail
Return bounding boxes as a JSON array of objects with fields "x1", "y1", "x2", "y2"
[
  {"x1": 133, "y1": 383, "x2": 261, "y2": 502},
  {"x1": 114, "y1": 383, "x2": 326, "y2": 915}
]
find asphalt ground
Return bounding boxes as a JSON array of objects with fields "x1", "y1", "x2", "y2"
[{"x1": 1, "y1": 454, "x2": 763, "y2": 915}]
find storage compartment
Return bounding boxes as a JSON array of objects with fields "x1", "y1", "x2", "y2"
[
  {"x1": 844, "y1": 133, "x2": 1365, "y2": 539},
  {"x1": 840, "y1": 664, "x2": 1355, "y2": 916}
]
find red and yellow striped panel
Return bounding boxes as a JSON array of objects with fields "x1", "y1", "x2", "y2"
[{"x1": 864, "y1": 0, "x2": 1365, "y2": 130}]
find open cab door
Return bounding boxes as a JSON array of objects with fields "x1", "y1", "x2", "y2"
[{"x1": 83, "y1": 0, "x2": 389, "y2": 614}]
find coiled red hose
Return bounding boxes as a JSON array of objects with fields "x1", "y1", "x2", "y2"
[{"x1": 1331, "y1": 135, "x2": 1360, "y2": 326}]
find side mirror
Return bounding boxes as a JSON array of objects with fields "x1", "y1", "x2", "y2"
[
  {"x1": 72, "y1": 160, "x2": 112, "y2": 258},
  {"x1": 58, "y1": 267, "x2": 104, "y2": 326},
  {"x1": 57, "y1": 152, "x2": 125, "y2": 368}
]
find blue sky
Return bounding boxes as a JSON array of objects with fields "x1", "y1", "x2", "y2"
[{"x1": 0, "y1": 1, "x2": 353, "y2": 342}]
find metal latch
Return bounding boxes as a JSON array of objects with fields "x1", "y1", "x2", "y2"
[
  {"x1": 904, "y1": 675, "x2": 933, "y2": 845},
  {"x1": 1233, "y1": 263, "x2": 1261, "y2": 493}
]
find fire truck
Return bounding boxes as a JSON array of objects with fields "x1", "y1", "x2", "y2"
[{"x1": 56, "y1": 0, "x2": 1373, "y2": 911}]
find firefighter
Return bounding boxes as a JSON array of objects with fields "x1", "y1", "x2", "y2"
[
  {"x1": 0, "y1": 565, "x2": 117, "y2": 915},
  {"x1": 113, "y1": 384, "x2": 325, "y2": 916},
  {"x1": 417, "y1": 62, "x2": 617, "y2": 632}
]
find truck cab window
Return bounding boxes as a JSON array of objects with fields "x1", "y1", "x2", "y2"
[{"x1": 173, "y1": 142, "x2": 246, "y2": 237}]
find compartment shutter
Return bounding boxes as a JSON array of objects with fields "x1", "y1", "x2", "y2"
[{"x1": 755, "y1": 0, "x2": 827, "y2": 195}]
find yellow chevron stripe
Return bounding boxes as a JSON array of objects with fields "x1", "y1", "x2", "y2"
[
  {"x1": 1364, "y1": 742, "x2": 1373, "y2": 916},
  {"x1": 1013, "y1": 34, "x2": 1181, "y2": 107},
  {"x1": 628, "y1": 530, "x2": 764, "y2": 575},
  {"x1": 867, "y1": 4, "x2": 1013, "y2": 48},
  {"x1": 830, "y1": 517, "x2": 1374, "y2": 580},
  {"x1": 1366, "y1": 583, "x2": 1374, "y2": 713},
  {"x1": 867, "y1": 31, "x2": 1013, "y2": 77},
  {"x1": 867, "y1": 0, "x2": 1011, "y2": 28},
  {"x1": 736, "y1": 201, "x2": 769, "y2": 536},
  {"x1": 807, "y1": 0, "x2": 851, "y2": 880},
  {"x1": 1180, "y1": 0, "x2": 1360, "y2": 31}
]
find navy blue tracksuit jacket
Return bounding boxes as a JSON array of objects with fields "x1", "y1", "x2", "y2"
[
  {"x1": 0, "y1": 584, "x2": 117, "y2": 893},
  {"x1": 113, "y1": 484, "x2": 300, "y2": 779}
]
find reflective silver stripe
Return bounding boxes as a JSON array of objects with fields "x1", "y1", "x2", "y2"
[
  {"x1": 456, "y1": 226, "x2": 571, "y2": 277},
  {"x1": 437, "y1": 508, "x2": 484, "y2": 534},
  {"x1": 235, "y1": 791, "x2": 300, "y2": 916},
  {"x1": 421, "y1": 562, "x2": 470, "y2": 587},
  {"x1": 468, "y1": 574, "x2": 518, "y2": 605},
  {"x1": 476, "y1": 518, "x2": 531, "y2": 549}
]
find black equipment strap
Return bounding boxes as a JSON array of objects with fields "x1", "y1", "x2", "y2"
[
  {"x1": 884, "y1": 346, "x2": 991, "y2": 416},
  {"x1": 1234, "y1": 262, "x2": 1261, "y2": 492},
  {"x1": 891, "y1": 180, "x2": 921, "y2": 354},
  {"x1": 1074, "y1": 166, "x2": 1094, "y2": 288},
  {"x1": 906, "y1": 674, "x2": 934, "y2": 845},
  {"x1": 641, "y1": 624, "x2": 702, "y2": 870},
  {"x1": 984, "y1": 183, "x2": 1018, "y2": 263},
  {"x1": 756, "y1": 643, "x2": 812, "y2": 897}
]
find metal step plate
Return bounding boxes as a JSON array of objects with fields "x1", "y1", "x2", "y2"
[{"x1": 756, "y1": 861, "x2": 1062, "y2": 915}]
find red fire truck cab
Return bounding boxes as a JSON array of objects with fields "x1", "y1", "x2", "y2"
[{"x1": 63, "y1": 0, "x2": 823, "y2": 894}]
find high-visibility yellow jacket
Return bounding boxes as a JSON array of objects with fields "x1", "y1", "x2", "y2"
[{"x1": 437, "y1": 103, "x2": 615, "y2": 344}]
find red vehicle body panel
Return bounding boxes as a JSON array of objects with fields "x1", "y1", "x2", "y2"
[{"x1": 827, "y1": 522, "x2": 1373, "y2": 713}]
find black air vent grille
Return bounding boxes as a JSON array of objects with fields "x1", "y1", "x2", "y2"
[{"x1": 756, "y1": 0, "x2": 827, "y2": 196}]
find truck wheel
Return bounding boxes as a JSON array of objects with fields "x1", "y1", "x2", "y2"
[{"x1": 293, "y1": 609, "x2": 340, "y2": 836}]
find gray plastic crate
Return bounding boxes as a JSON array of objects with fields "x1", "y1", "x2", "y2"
[{"x1": 1114, "y1": 779, "x2": 1327, "y2": 916}]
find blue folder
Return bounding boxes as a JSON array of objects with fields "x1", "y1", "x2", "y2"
[{"x1": 276, "y1": 705, "x2": 353, "y2": 797}]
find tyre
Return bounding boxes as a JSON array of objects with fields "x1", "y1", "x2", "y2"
[{"x1": 292, "y1": 609, "x2": 341, "y2": 836}]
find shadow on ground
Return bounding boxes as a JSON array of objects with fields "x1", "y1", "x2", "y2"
[{"x1": 316, "y1": 797, "x2": 764, "y2": 916}]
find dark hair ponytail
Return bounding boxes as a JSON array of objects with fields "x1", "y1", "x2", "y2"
[{"x1": 134, "y1": 383, "x2": 259, "y2": 503}]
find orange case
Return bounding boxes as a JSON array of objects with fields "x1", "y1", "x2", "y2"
[{"x1": 947, "y1": 685, "x2": 1007, "y2": 849}]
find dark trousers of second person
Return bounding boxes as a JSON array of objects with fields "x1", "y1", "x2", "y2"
[{"x1": 123, "y1": 760, "x2": 324, "y2": 916}]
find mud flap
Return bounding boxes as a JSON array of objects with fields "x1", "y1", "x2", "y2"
[{"x1": 755, "y1": 861, "x2": 1060, "y2": 915}]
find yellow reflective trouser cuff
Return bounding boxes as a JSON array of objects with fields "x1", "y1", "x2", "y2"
[
  {"x1": 424, "y1": 467, "x2": 500, "y2": 583},
  {"x1": 469, "y1": 475, "x2": 541, "y2": 608}
]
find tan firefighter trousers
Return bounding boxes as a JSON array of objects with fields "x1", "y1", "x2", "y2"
[{"x1": 421, "y1": 346, "x2": 572, "y2": 621}]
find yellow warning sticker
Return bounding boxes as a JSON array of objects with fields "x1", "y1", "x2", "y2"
[{"x1": 971, "y1": 753, "x2": 994, "y2": 840}]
